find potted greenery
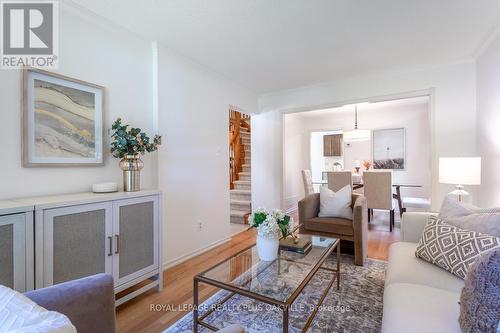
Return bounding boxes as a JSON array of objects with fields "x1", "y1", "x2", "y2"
[
  {"x1": 110, "y1": 118, "x2": 161, "y2": 192},
  {"x1": 249, "y1": 208, "x2": 292, "y2": 261}
]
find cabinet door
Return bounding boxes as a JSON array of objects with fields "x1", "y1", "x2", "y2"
[
  {"x1": 113, "y1": 196, "x2": 159, "y2": 286},
  {"x1": 323, "y1": 134, "x2": 343, "y2": 156},
  {"x1": 0, "y1": 214, "x2": 31, "y2": 292},
  {"x1": 40, "y1": 202, "x2": 113, "y2": 287}
]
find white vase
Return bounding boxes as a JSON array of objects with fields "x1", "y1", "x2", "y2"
[{"x1": 256, "y1": 235, "x2": 279, "y2": 261}]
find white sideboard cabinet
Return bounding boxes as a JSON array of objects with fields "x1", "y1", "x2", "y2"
[
  {"x1": 0, "y1": 201, "x2": 34, "y2": 292},
  {"x1": 15, "y1": 190, "x2": 162, "y2": 305}
]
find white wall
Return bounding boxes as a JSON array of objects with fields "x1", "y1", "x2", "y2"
[
  {"x1": 0, "y1": 4, "x2": 156, "y2": 200},
  {"x1": 0, "y1": 3, "x2": 259, "y2": 269},
  {"x1": 156, "y1": 45, "x2": 257, "y2": 265},
  {"x1": 256, "y1": 61, "x2": 477, "y2": 210},
  {"x1": 283, "y1": 113, "x2": 308, "y2": 211},
  {"x1": 476, "y1": 33, "x2": 500, "y2": 207},
  {"x1": 252, "y1": 110, "x2": 283, "y2": 210},
  {"x1": 283, "y1": 100, "x2": 431, "y2": 211}
]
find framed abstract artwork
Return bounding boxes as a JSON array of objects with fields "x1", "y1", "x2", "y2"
[
  {"x1": 372, "y1": 128, "x2": 406, "y2": 170},
  {"x1": 22, "y1": 68, "x2": 104, "y2": 167}
]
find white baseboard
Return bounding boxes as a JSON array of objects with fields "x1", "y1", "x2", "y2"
[{"x1": 162, "y1": 236, "x2": 231, "y2": 270}]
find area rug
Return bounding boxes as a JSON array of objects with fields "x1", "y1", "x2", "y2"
[{"x1": 165, "y1": 255, "x2": 386, "y2": 333}]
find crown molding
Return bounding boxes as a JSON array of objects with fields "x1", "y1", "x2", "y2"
[
  {"x1": 60, "y1": 0, "x2": 150, "y2": 44},
  {"x1": 473, "y1": 15, "x2": 500, "y2": 59}
]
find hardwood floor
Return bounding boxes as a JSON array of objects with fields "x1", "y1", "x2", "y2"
[
  {"x1": 367, "y1": 210, "x2": 401, "y2": 261},
  {"x1": 116, "y1": 210, "x2": 400, "y2": 333}
]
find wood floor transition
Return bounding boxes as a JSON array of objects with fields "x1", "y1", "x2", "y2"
[{"x1": 116, "y1": 210, "x2": 400, "y2": 333}]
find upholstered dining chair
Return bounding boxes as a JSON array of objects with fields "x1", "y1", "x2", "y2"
[
  {"x1": 363, "y1": 170, "x2": 395, "y2": 231},
  {"x1": 327, "y1": 171, "x2": 353, "y2": 192},
  {"x1": 301, "y1": 169, "x2": 315, "y2": 196}
]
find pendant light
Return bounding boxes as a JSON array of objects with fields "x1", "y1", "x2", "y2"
[{"x1": 343, "y1": 105, "x2": 370, "y2": 142}]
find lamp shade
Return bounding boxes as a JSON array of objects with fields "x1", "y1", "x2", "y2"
[
  {"x1": 343, "y1": 129, "x2": 371, "y2": 142},
  {"x1": 439, "y1": 157, "x2": 481, "y2": 185}
]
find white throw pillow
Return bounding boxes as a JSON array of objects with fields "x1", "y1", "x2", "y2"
[
  {"x1": 438, "y1": 196, "x2": 500, "y2": 237},
  {"x1": 318, "y1": 185, "x2": 353, "y2": 219},
  {"x1": 0, "y1": 285, "x2": 76, "y2": 333},
  {"x1": 438, "y1": 196, "x2": 475, "y2": 219}
]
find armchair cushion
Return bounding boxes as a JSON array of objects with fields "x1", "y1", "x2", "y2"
[{"x1": 305, "y1": 217, "x2": 353, "y2": 236}]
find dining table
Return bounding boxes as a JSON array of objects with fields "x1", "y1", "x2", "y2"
[{"x1": 311, "y1": 179, "x2": 421, "y2": 217}]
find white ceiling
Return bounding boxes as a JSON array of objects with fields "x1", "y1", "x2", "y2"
[{"x1": 70, "y1": 0, "x2": 500, "y2": 94}]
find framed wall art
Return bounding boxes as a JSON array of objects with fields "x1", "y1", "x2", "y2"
[
  {"x1": 372, "y1": 128, "x2": 406, "y2": 170},
  {"x1": 22, "y1": 68, "x2": 104, "y2": 167}
]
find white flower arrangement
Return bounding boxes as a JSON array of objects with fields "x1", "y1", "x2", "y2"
[
  {"x1": 249, "y1": 208, "x2": 293, "y2": 239},
  {"x1": 259, "y1": 215, "x2": 281, "y2": 238}
]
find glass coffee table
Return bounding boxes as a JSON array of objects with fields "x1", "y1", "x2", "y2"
[{"x1": 193, "y1": 234, "x2": 340, "y2": 333}]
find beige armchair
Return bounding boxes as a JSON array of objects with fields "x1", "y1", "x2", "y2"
[{"x1": 298, "y1": 193, "x2": 368, "y2": 266}]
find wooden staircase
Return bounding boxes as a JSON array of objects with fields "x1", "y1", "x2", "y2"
[{"x1": 229, "y1": 110, "x2": 251, "y2": 224}]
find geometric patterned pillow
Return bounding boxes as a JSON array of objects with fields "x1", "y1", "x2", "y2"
[{"x1": 416, "y1": 216, "x2": 500, "y2": 279}]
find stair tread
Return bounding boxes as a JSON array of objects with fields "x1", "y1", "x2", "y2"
[
  {"x1": 230, "y1": 210, "x2": 250, "y2": 217},
  {"x1": 234, "y1": 180, "x2": 251, "y2": 185},
  {"x1": 238, "y1": 172, "x2": 251, "y2": 175},
  {"x1": 230, "y1": 199, "x2": 251, "y2": 205},
  {"x1": 231, "y1": 189, "x2": 251, "y2": 194},
  {"x1": 231, "y1": 190, "x2": 252, "y2": 196}
]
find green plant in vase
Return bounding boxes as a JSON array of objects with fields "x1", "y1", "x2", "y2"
[{"x1": 110, "y1": 118, "x2": 161, "y2": 192}]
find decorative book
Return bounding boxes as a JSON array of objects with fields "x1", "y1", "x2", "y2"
[{"x1": 280, "y1": 236, "x2": 312, "y2": 254}]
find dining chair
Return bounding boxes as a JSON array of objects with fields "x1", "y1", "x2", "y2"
[
  {"x1": 327, "y1": 171, "x2": 353, "y2": 192},
  {"x1": 363, "y1": 170, "x2": 395, "y2": 231},
  {"x1": 301, "y1": 169, "x2": 315, "y2": 196}
]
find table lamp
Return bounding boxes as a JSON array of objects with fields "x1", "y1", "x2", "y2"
[
  {"x1": 439, "y1": 157, "x2": 481, "y2": 202},
  {"x1": 354, "y1": 160, "x2": 361, "y2": 174}
]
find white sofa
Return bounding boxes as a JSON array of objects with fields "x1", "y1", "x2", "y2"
[{"x1": 381, "y1": 212, "x2": 464, "y2": 333}]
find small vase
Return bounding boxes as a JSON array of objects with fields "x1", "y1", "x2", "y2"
[
  {"x1": 119, "y1": 155, "x2": 144, "y2": 192},
  {"x1": 256, "y1": 235, "x2": 279, "y2": 261}
]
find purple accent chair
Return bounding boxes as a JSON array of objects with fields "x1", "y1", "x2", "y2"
[
  {"x1": 23, "y1": 273, "x2": 245, "y2": 333},
  {"x1": 24, "y1": 274, "x2": 116, "y2": 333}
]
